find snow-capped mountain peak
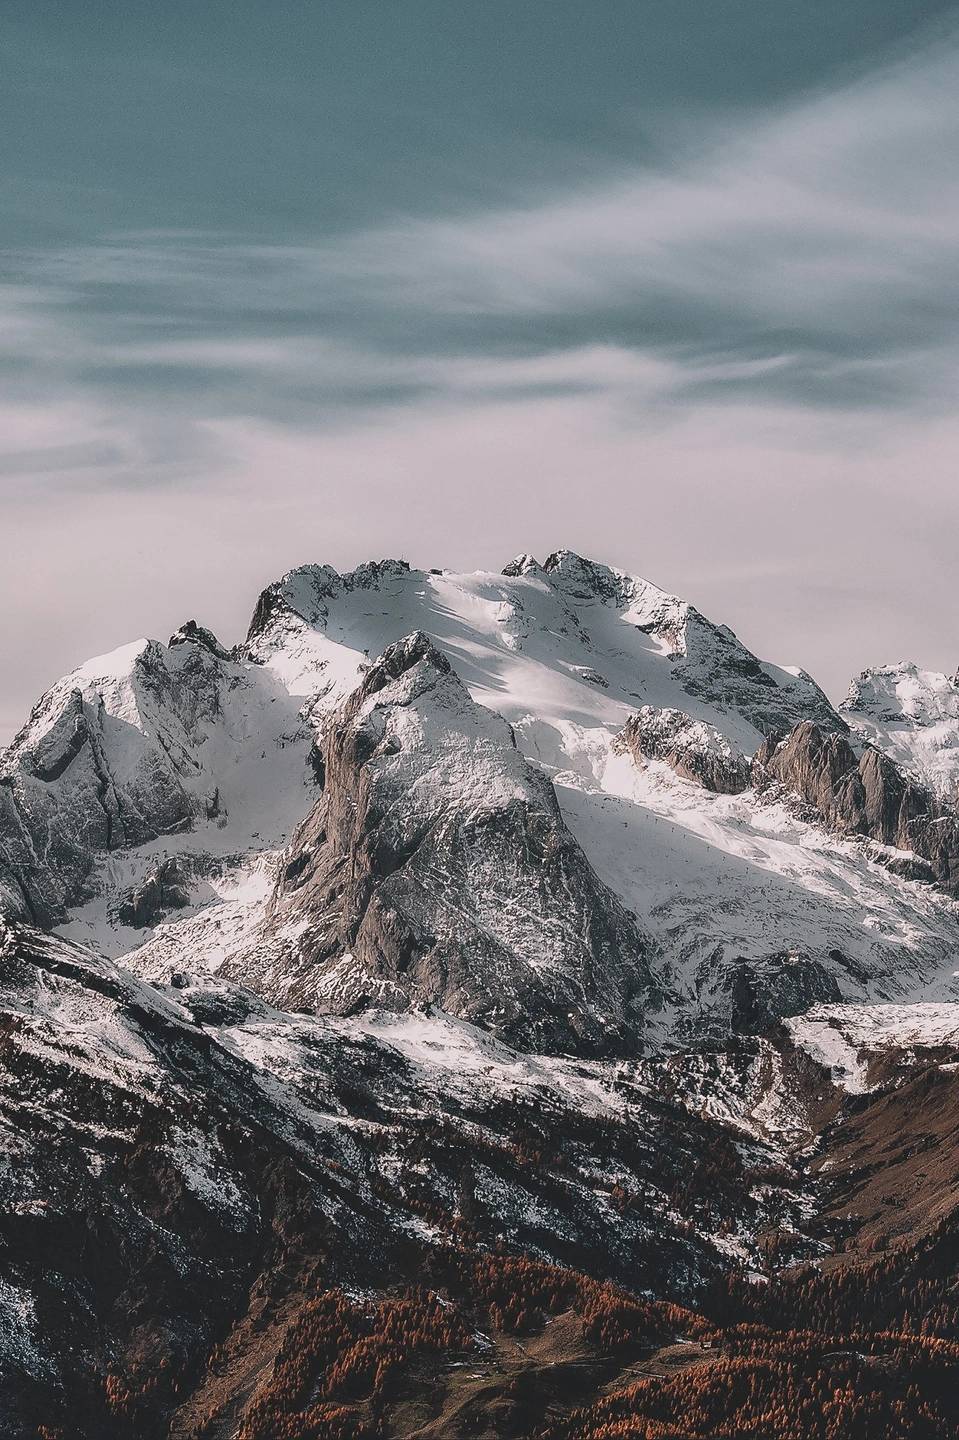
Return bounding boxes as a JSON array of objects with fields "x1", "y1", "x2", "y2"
[
  {"x1": 222, "y1": 628, "x2": 660, "y2": 1053},
  {"x1": 0, "y1": 625, "x2": 309, "y2": 929},
  {"x1": 3, "y1": 549, "x2": 959, "y2": 1436},
  {"x1": 842, "y1": 661, "x2": 959, "y2": 800},
  {"x1": 3, "y1": 549, "x2": 958, "y2": 1055}
]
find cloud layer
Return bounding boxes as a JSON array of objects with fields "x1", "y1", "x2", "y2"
[{"x1": 2, "y1": 18, "x2": 959, "y2": 737}]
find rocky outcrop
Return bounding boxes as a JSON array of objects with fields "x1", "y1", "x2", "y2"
[
  {"x1": 114, "y1": 859, "x2": 191, "y2": 929},
  {"x1": 614, "y1": 706, "x2": 751, "y2": 794},
  {"x1": 245, "y1": 558, "x2": 411, "y2": 647},
  {"x1": 226, "y1": 633, "x2": 662, "y2": 1055},
  {"x1": 754, "y1": 721, "x2": 959, "y2": 893},
  {"x1": 168, "y1": 618, "x2": 232, "y2": 659},
  {"x1": 727, "y1": 952, "x2": 843, "y2": 1034},
  {"x1": 842, "y1": 662, "x2": 959, "y2": 801},
  {"x1": 0, "y1": 629, "x2": 309, "y2": 926},
  {"x1": 0, "y1": 680, "x2": 192, "y2": 924},
  {"x1": 843, "y1": 662, "x2": 959, "y2": 727}
]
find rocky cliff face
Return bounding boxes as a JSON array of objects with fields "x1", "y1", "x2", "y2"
[
  {"x1": 0, "y1": 629, "x2": 310, "y2": 934},
  {"x1": 613, "y1": 706, "x2": 751, "y2": 794},
  {"x1": 225, "y1": 632, "x2": 661, "y2": 1055},
  {"x1": 0, "y1": 647, "x2": 196, "y2": 924},
  {"x1": 0, "y1": 915, "x2": 824, "y2": 1438},
  {"x1": 842, "y1": 661, "x2": 959, "y2": 802},
  {"x1": 754, "y1": 721, "x2": 959, "y2": 892}
]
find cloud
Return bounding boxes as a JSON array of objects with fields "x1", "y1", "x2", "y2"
[
  {"x1": 287, "y1": 31, "x2": 959, "y2": 410},
  {"x1": 3, "y1": 26, "x2": 959, "y2": 739},
  {"x1": 4, "y1": 27, "x2": 959, "y2": 438},
  {"x1": 5, "y1": 383, "x2": 959, "y2": 743}
]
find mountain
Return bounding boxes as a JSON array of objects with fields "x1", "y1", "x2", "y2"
[
  {"x1": 221, "y1": 631, "x2": 660, "y2": 1055},
  {"x1": 2, "y1": 551, "x2": 959, "y2": 1437},
  {"x1": 753, "y1": 719, "x2": 959, "y2": 892},
  {"x1": 5, "y1": 911, "x2": 959, "y2": 1439},
  {"x1": 0, "y1": 915, "x2": 787, "y2": 1434},
  {"x1": 0, "y1": 627, "x2": 309, "y2": 929},
  {"x1": 8, "y1": 550, "x2": 955, "y2": 1035},
  {"x1": 244, "y1": 549, "x2": 840, "y2": 745},
  {"x1": 842, "y1": 661, "x2": 959, "y2": 800}
]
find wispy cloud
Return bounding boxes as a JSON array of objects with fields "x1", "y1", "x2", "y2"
[
  {"x1": 3, "y1": 26, "x2": 958, "y2": 457},
  {"x1": 3, "y1": 25, "x2": 959, "y2": 738}
]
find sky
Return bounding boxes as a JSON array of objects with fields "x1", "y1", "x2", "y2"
[{"x1": 2, "y1": 1, "x2": 959, "y2": 741}]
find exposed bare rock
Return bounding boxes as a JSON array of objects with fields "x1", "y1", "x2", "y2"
[
  {"x1": 0, "y1": 676, "x2": 192, "y2": 925},
  {"x1": 0, "y1": 632, "x2": 309, "y2": 930},
  {"x1": 168, "y1": 618, "x2": 232, "y2": 659},
  {"x1": 842, "y1": 661, "x2": 959, "y2": 801},
  {"x1": 865, "y1": 841, "x2": 938, "y2": 884},
  {"x1": 614, "y1": 706, "x2": 751, "y2": 794},
  {"x1": 753, "y1": 720, "x2": 959, "y2": 893},
  {"x1": 225, "y1": 632, "x2": 662, "y2": 1055},
  {"x1": 726, "y1": 952, "x2": 843, "y2": 1033},
  {"x1": 753, "y1": 723, "x2": 862, "y2": 823},
  {"x1": 114, "y1": 859, "x2": 191, "y2": 929}
]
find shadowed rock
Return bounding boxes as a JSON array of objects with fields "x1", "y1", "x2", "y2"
[
  {"x1": 614, "y1": 706, "x2": 751, "y2": 794},
  {"x1": 754, "y1": 720, "x2": 959, "y2": 894},
  {"x1": 226, "y1": 632, "x2": 663, "y2": 1055}
]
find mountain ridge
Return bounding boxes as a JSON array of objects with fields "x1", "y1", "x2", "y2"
[
  {"x1": 3, "y1": 549, "x2": 958, "y2": 1042},
  {"x1": 2, "y1": 549, "x2": 959, "y2": 1436}
]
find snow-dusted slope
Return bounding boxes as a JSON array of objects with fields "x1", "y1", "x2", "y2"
[
  {"x1": 0, "y1": 623, "x2": 311, "y2": 946},
  {"x1": 843, "y1": 662, "x2": 959, "y2": 801},
  {"x1": 0, "y1": 913, "x2": 822, "y2": 1422},
  {"x1": 2, "y1": 549, "x2": 958, "y2": 1051},
  {"x1": 788, "y1": 1001, "x2": 959, "y2": 1092},
  {"x1": 244, "y1": 550, "x2": 840, "y2": 755},
  {"x1": 566, "y1": 744, "x2": 959, "y2": 1033},
  {"x1": 222, "y1": 632, "x2": 661, "y2": 1054}
]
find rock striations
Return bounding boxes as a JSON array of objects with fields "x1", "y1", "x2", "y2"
[
  {"x1": 225, "y1": 632, "x2": 660, "y2": 1054},
  {"x1": 1, "y1": 551, "x2": 959, "y2": 1436},
  {"x1": 3, "y1": 549, "x2": 959, "y2": 1037},
  {"x1": 754, "y1": 720, "x2": 959, "y2": 892}
]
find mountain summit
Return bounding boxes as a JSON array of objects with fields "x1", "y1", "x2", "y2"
[
  {"x1": 3, "y1": 551, "x2": 958, "y2": 1042},
  {"x1": 2, "y1": 553, "x2": 959, "y2": 1437}
]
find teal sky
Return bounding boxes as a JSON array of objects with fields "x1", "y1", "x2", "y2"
[{"x1": 3, "y1": 2, "x2": 959, "y2": 738}]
